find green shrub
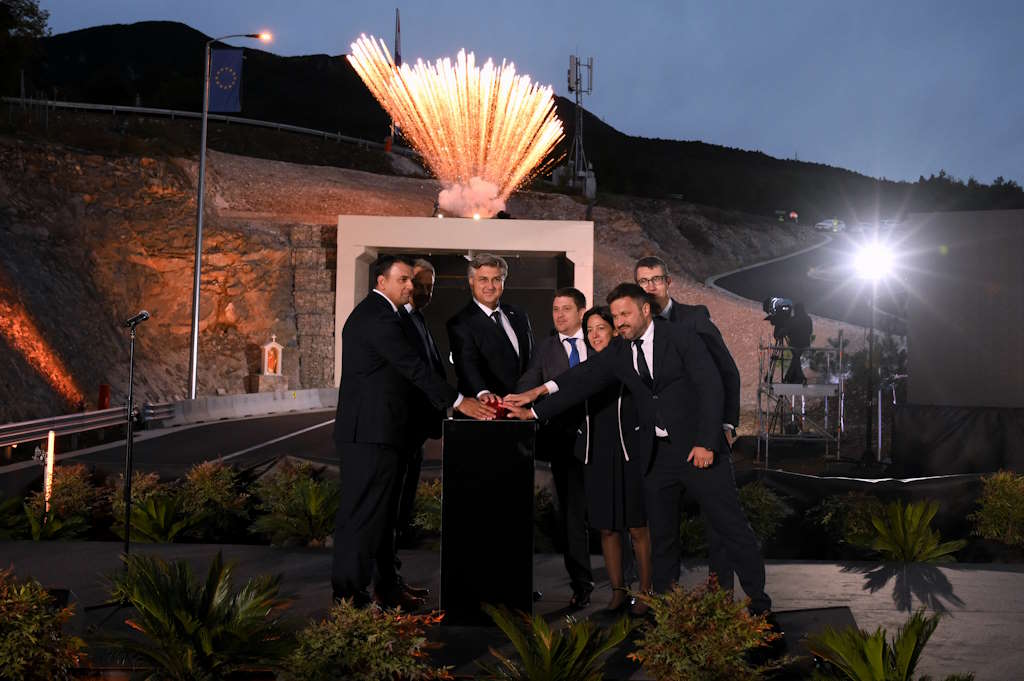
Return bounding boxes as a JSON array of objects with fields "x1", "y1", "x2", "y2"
[
  {"x1": 281, "y1": 599, "x2": 451, "y2": 681},
  {"x1": 24, "y1": 505, "x2": 89, "y2": 541},
  {"x1": 26, "y1": 463, "x2": 100, "y2": 520},
  {"x1": 870, "y1": 500, "x2": 966, "y2": 563},
  {"x1": 108, "y1": 470, "x2": 165, "y2": 527},
  {"x1": 807, "y1": 609, "x2": 973, "y2": 681},
  {"x1": 679, "y1": 510, "x2": 708, "y2": 556},
  {"x1": 808, "y1": 492, "x2": 886, "y2": 554},
  {"x1": 0, "y1": 568, "x2": 85, "y2": 680},
  {"x1": 412, "y1": 478, "x2": 443, "y2": 533},
  {"x1": 121, "y1": 495, "x2": 207, "y2": 543},
  {"x1": 180, "y1": 460, "x2": 249, "y2": 540},
  {"x1": 479, "y1": 604, "x2": 634, "y2": 681},
  {"x1": 0, "y1": 494, "x2": 28, "y2": 539},
  {"x1": 738, "y1": 481, "x2": 792, "y2": 544},
  {"x1": 969, "y1": 470, "x2": 1024, "y2": 547},
  {"x1": 629, "y1": 579, "x2": 784, "y2": 680},
  {"x1": 251, "y1": 464, "x2": 339, "y2": 547},
  {"x1": 107, "y1": 551, "x2": 291, "y2": 680}
]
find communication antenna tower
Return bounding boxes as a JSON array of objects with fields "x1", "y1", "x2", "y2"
[{"x1": 564, "y1": 54, "x2": 595, "y2": 198}]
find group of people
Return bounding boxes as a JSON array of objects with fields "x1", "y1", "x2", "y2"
[{"x1": 331, "y1": 251, "x2": 773, "y2": 626}]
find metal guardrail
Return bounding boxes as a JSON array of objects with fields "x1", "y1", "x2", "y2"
[
  {"x1": 0, "y1": 406, "x2": 127, "y2": 449},
  {"x1": 0, "y1": 402, "x2": 177, "y2": 449},
  {"x1": 2, "y1": 96, "x2": 421, "y2": 159}
]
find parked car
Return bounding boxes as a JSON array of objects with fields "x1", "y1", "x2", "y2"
[{"x1": 815, "y1": 218, "x2": 846, "y2": 232}]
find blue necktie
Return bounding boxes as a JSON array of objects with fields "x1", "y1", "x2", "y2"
[{"x1": 565, "y1": 337, "x2": 580, "y2": 367}]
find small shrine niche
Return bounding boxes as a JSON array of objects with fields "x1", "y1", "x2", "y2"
[{"x1": 262, "y1": 335, "x2": 283, "y2": 376}]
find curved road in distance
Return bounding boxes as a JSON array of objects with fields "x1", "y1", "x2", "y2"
[{"x1": 712, "y1": 231, "x2": 907, "y2": 334}]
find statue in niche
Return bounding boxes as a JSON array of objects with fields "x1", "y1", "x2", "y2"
[{"x1": 262, "y1": 335, "x2": 284, "y2": 376}]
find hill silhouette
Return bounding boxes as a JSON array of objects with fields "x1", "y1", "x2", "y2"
[{"x1": 16, "y1": 20, "x2": 1024, "y2": 220}]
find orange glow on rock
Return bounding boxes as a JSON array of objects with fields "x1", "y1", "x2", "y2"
[{"x1": 0, "y1": 296, "x2": 85, "y2": 407}]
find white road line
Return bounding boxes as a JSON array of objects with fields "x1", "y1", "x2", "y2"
[
  {"x1": 218, "y1": 419, "x2": 335, "y2": 463},
  {"x1": 704, "y1": 235, "x2": 832, "y2": 296}
]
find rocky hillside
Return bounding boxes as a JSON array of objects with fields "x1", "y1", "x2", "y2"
[{"x1": 0, "y1": 134, "x2": 842, "y2": 426}]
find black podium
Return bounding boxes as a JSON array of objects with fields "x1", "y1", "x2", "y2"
[{"x1": 440, "y1": 419, "x2": 536, "y2": 626}]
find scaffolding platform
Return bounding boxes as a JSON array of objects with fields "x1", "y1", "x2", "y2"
[{"x1": 756, "y1": 331, "x2": 846, "y2": 467}]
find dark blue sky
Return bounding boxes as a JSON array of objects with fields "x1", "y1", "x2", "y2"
[{"x1": 42, "y1": 0, "x2": 1024, "y2": 185}]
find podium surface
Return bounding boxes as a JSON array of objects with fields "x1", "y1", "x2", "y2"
[{"x1": 440, "y1": 419, "x2": 536, "y2": 626}]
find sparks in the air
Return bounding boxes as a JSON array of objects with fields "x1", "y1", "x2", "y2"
[{"x1": 348, "y1": 35, "x2": 565, "y2": 218}]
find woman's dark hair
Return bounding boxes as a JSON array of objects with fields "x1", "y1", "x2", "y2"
[{"x1": 582, "y1": 306, "x2": 614, "y2": 349}]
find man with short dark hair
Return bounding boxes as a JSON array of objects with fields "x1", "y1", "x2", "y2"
[
  {"x1": 516, "y1": 287, "x2": 593, "y2": 607},
  {"x1": 332, "y1": 254, "x2": 494, "y2": 609},
  {"x1": 447, "y1": 253, "x2": 535, "y2": 402},
  {"x1": 635, "y1": 255, "x2": 745, "y2": 595},
  {"x1": 505, "y1": 283, "x2": 772, "y2": 616}
]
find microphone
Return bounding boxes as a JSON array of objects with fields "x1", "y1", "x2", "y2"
[{"x1": 124, "y1": 310, "x2": 150, "y2": 328}]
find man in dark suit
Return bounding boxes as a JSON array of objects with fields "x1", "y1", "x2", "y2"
[
  {"x1": 447, "y1": 253, "x2": 535, "y2": 403},
  {"x1": 516, "y1": 287, "x2": 593, "y2": 607},
  {"x1": 394, "y1": 258, "x2": 445, "y2": 550},
  {"x1": 332, "y1": 254, "x2": 493, "y2": 609},
  {"x1": 505, "y1": 284, "x2": 771, "y2": 615},
  {"x1": 635, "y1": 255, "x2": 744, "y2": 596}
]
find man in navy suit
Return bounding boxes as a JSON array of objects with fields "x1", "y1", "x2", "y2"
[
  {"x1": 516, "y1": 287, "x2": 593, "y2": 607},
  {"x1": 635, "y1": 255, "x2": 744, "y2": 597},
  {"x1": 505, "y1": 284, "x2": 771, "y2": 615},
  {"x1": 446, "y1": 253, "x2": 535, "y2": 404},
  {"x1": 332, "y1": 254, "x2": 493, "y2": 609}
]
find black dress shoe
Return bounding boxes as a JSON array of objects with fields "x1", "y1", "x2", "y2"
[
  {"x1": 397, "y1": 575, "x2": 430, "y2": 598},
  {"x1": 569, "y1": 589, "x2": 592, "y2": 610},
  {"x1": 374, "y1": 585, "x2": 426, "y2": 611}
]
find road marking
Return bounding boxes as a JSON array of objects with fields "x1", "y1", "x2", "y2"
[
  {"x1": 704, "y1": 235, "x2": 832, "y2": 296},
  {"x1": 218, "y1": 419, "x2": 335, "y2": 463}
]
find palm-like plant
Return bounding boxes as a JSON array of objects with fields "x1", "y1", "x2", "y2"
[
  {"x1": 119, "y1": 495, "x2": 207, "y2": 543},
  {"x1": 0, "y1": 495, "x2": 28, "y2": 539},
  {"x1": 478, "y1": 604, "x2": 634, "y2": 681},
  {"x1": 250, "y1": 477, "x2": 339, "y2": 547},
  {"x1": 24, "y1": 505, "x2": 88, "y2": 541},
  {"x1": 106, "y1": 551, "x2": 292, "y2": 680},
  {"x1": 807, "y1": 609, "x2": 973, "y2": 681},
  {"x1": 870, "y1": 500, "x2": 966, "y2": 563}
]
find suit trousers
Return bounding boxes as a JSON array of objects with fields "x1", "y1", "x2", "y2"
[
  {"x1": 644, "y1": 438, "x2": 771, "y2": 613},
  {"x1": 550, "y1": 451, "x2": 593, "y2": 593},
  {"x1": 331, "y1": 441, "x2": 403, "y2": 598},
  {"x1": 396, "y1": 442, "x2": 425, "y2": 540}
]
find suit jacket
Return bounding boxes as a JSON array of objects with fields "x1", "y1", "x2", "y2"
[
  {"x1": 516, "y1": 333, "x2": 587, "y2": 462},
  {"x1": 533, "y1": 318, "x2": 725, "y2": 472},
  {"x1": 399, "y1": 305, "x2": 447, "y2": 441},
  {"x1": 446, "y1": 299, "x2": 534, "y2": 398},
  {"x1": 334, "y1": 292, "x2": 457, "y2": 447},
  {"x1": 665, "y1": 298, "x2": 741, "y2": 428}
]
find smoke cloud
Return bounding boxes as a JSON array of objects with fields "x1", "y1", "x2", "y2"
[{"x1": 438, "y1": 177, "x2": 506, "y2": 218}]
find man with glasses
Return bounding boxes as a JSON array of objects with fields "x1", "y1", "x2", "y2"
[{"x1": 634, "y1": 256, "x2": 746, "y2": 600}]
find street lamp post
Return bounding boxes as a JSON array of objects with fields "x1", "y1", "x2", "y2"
[
  {"x1": 865, "y1": 280, "x2": 877, "y2": 459},
  {"x1": 187, "y1": 31, "x2": 271, "y2": 399},
  {"x1": 853, "y1": 238, "x2": 894, "y2": 462}
]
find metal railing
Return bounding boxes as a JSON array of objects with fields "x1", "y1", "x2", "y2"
[
  {"x1": 0, "y1": 402, "x2": 176, "y2": 449},
  {"x1": 2, "y1": 96, "x2": 420, "y2": 159}
]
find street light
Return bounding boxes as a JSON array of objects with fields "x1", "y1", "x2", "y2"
[
  {"x1": 853, "y1": 239, "x2": 895, "y2": 461},
  {"x1": 187, "y1": 30, "x2": 272, "y2": 400}
]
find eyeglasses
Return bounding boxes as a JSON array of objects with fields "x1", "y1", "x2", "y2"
[{"x1": 636, "y1": 275, "x2": 667, "y2": 286}]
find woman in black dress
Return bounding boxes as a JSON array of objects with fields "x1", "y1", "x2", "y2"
[{"x1": 581, "y1": 306, "x2": 652, "y2": 613}]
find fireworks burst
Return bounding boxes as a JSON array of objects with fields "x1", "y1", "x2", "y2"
[{"x1": 348, "y1": 35, "x2": 564, "y2": 217}]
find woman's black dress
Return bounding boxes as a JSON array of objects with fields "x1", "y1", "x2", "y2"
[{"x1": 583, "y1": 383, "x2": 646, "y2": 530}]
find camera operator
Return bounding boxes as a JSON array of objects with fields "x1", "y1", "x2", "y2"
[{"x1": 782, "y1": 303, "x2": 812, "y2": 384}]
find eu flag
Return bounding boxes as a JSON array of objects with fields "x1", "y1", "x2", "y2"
[{"x1": 209, "y1": 48, "x2": 243, "y2": 112}]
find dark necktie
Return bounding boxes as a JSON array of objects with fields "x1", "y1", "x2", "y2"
[
  {"x1": 491, "y1": 309, "x2": 502, "y2": 326},
  {"x1": 564, "y1": 337, "x2": 580, "y2": 367},
  {"x1": 411, "y1": 309, "x2": 438, "y2": 364},
  {"x1": 633, "y1": 338, "x2": 654, "y2": 390}
]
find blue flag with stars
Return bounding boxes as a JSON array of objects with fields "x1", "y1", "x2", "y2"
[{"x1": 209, "y1": 48, "x2": 243, "y2": 112}]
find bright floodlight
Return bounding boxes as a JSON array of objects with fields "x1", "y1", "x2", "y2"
[
  {"x1": 258, "y1": 31, "x2": 273, "y2": 42},
  {"x1": 854, "y1": 241, "x2": 895, "y2": 280}
]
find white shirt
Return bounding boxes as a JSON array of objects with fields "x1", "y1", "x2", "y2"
[
  {"x1": 658, "y1": 298, "x2": 674, "y2": 319},
  {"x1": 376, "y1": 290, "x2": 464, "y2": 408},
  {"x1": 629, "y1": 321, "x2": 669, "y2": 438},
  {"x1": 559, "y1": 328, "x2": 587, "y2": 364}
]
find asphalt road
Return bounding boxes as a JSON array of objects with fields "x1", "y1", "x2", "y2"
[
  {"x1": 713, "y1": 232, "x2": 908, "y2": 333},
  {"x1": 1, "y1": 409, "x2": 337, "y2": 496}
]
